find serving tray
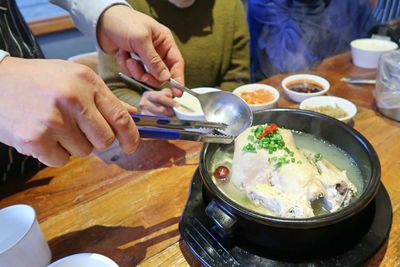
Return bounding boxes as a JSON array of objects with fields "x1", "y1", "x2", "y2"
[{"x1": 179, "y1": 169, "x2": 392, "y2": 267}]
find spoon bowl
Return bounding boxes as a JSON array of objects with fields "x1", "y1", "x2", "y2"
[
  {"x1": 197, "y1": 91, "x2": 252, "y2": 136},
  {"x1": 168, "y1": 79, "x2": 252, "y2": 136}
]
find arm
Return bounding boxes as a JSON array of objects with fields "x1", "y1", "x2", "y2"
[
  {"x1": 0, "y1": 56, "x2": 139, "y2": 167},
  {"x1": 49, "y1": 0, "x2": 129, "y2": 46},
  {"x1": 218, "y1": 1, "x2": 250, "y2": 90},
  {"x1": 50, "y1": 0, "x2": 185, "y2": 93}
]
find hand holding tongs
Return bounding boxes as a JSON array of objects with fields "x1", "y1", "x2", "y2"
[{"x1": 131, "y1": 114, "x2": 234, "y2": 144}]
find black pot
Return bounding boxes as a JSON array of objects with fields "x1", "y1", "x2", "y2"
[{"x1": 199, "y1": 108, "x2": 381, "y2": 258}]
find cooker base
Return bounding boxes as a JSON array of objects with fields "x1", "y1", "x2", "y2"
[{"x1": 179, "y1": 169, "x2": 392, "y2": 267}]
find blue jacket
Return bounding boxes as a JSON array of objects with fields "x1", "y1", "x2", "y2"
[
  {"x1": 248, "y1": 0, "x2": 378, "y2": 81},
  {"x1": 373, "y1": 0, "x2": 400, "y2": 22}
]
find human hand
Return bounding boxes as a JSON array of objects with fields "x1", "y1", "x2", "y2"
[
  {"x1": 0, "y1": 57, "x2": 140, "y2": 167},
  {"x1": 97, "y1": 5, "x2": 185, "y2": 97},
  {"x1": 139, "y1": 89, "x2": 176, "y2": 116}
]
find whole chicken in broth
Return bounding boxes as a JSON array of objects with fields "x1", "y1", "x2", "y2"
[{"x1": 227, "y1": 124, "x2": 357, "y2": 218}]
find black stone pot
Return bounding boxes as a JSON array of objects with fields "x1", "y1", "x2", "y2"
[{"x1": 199, "y1": 108, "x2": 381, "y2": 259}]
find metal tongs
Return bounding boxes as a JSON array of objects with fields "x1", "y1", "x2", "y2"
[
  {"x1": 131, "y1": 114, "x2": 234, "y2": 144},
  {"x1": 340, "y1": 77, "x2": 376, "y2": 84}
]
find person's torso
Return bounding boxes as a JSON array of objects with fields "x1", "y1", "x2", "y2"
[{"x1": 102, "y1": 0, "x2": 241, "y2": 89}]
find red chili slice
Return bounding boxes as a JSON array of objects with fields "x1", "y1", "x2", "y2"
[
  {"x1": 214, "y1": 166, "x2": 230, "y2": 180},
  {"x1": 257, "y1": 123, "x2": 278, "y2": 139}
]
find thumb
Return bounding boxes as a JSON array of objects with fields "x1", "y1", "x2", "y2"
[
  {"x1": 120, "y1": 101, "x2": 138, "y2": 114},
  {"x1": 136, "y1": 43, "x2": 171, "y2": 82},
  {"x1": 161, "y1": 88, "x2": 173, "y2": 98}
]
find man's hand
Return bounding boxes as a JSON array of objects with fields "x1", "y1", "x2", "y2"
[
  {"x1": 0, "y1": 57, "x2": 139, "y2": 167},
  {"x1": 97, "y1": 5, "x2": 185, "y2": 97},
  {"x1": 139, "y1": 89, "x2": 176, "y2": 116}
]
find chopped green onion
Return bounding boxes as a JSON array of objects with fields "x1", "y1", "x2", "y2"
[
  {"x1": 314, "y1": 153, "x2": 323, "y2": 162},
  {"x1": 243, "y1": 143, "x2": 256, "y2": 153}
]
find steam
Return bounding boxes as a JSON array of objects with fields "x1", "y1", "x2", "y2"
[{"x1": 249, "y1": 0, "x2": 377, "y2": 81}]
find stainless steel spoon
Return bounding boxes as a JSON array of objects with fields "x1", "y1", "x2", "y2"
[
  {"x1": 167, "y1": 79, "x2": 253, "y2": 136},
  {"x1": 129, "y1": 53, "x2": 253, "y2": 136}
]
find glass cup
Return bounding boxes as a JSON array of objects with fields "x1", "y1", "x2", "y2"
[
  {"x1": 0, "y1": 204, "x2": 51, "y2": 267},
  {"x1": 375, "y1": 50, "x2": 400, "y2": 121}
]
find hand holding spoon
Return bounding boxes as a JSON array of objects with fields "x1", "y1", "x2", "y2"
[{"x1": 129, "y1": 53, "x2": 253, "y2": 136}]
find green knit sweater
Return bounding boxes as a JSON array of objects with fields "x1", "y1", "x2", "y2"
[{"x1": 98, "y1": 0, "x2": 250, "y2": 107}]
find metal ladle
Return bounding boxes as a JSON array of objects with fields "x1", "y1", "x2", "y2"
[
  {"x1": 129, "y1": 53, "x2": 253, "y2": 136},
  {"x1": 167, "y1": 79, "x2": 253, "y2": 136}
]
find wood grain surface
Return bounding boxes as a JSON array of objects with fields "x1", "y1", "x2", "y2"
[{"x1": 0, "y1": 52, "x2": 399, "y2": 267}]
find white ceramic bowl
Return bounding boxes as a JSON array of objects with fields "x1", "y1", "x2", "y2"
[
  {"x1": 281, "y1": 74, "x2": 330, "y2": 103},
  {"x1": 0, "y1": 205, "x2": 51, "y2": 267},
  {"x1": 232, "y1": 83, "x2": 280, "y2": 111},
  {"x1": 173, "y1": 87, "x2": 220, "y2": 121},
  {"x1": 47, "y1": 253, "x2": 118, "y2": 267},
  {"x1": 299, "y1": 96, "x2": 357, "y2": 123},
  {"x1": 351, "y1": 38, "x2": 398, "y2": 69}
]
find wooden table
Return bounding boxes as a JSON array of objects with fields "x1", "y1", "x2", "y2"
[{"x1": 1, "y1": 52, "x2": 399, "y2": 267}]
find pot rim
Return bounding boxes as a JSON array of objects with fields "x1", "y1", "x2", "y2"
[{"x1": 200, "y1": 108, "x2": 381, "y2": 229}]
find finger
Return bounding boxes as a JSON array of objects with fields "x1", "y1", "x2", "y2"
[
  {"x1": 126, "y1": 58, "x2": 162, "y2": 87},
  {"x1": 139, "y1": 96, "x2": 175, "y2": 117},
  {"x1": 95, "y1": 86, "x2": 140, "y2": 153},
  {"x1": 32, "y1": 141, "x2": 71, "y2": 167},
  {"x1": 166, "y1": 57, "x2": 185, "y2": 97},
  {"x1": 159, "y1": 37, "x2": 185, "y2": 97},
  {"x1": 161, "y1": 88, "x2": 173, "y2": 98},
  {"x1": 135, "y1": 41, "x2": 171, "y2": 82},
  {"x1": 120, "y1": 101, "x2": 138, "y2": 114},
  {"x1": 169, "y1": 59, "x2": 185, "y2": 85},
  {"x1": 147, "y1": 91, "x2": 176, "y2": 108},
  {"x1": 116, "y1": 49, "x2": 131, "y2": 75},
  {"x1": 125, "y1": 58, "x2": 146, "y2": 80},
  {"x1": 56, "y1": 122, "x2": 94, "y2": 157},
  {"x1": 142, "y1": 105, "x2": 175, "y2": 117},
  {"x1": 75, "y1": 107, "x2": 116, "y2": 151}
]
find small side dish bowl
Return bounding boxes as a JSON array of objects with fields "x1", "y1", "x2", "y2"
[
  {"x1": 232, "y1": 83, "x2": 280, "y2": 111},
  {"x1": 299, "y1": 96, "x2": 357, "y2": 123},
  {"x1": 350, "y1": 38, "x2": 398, "y2": 69},
  {"x1": 281, "y1": 74, "x2": 330, "y2": 103},
  {"x1": 47, "y1": 253, "x2": 118, "y2": 267},
  {"x1": 173, "y1": 87, "x2": 220, "y2": 121}
]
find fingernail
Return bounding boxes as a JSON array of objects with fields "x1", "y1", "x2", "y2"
[
  {"x1": 159, "y1": 69, "x2": 170, "y2": 81},
  {"x1": 125, "y1": 146, "x2": 136, "y2": 154},
  {"x1": 174, "y1": 101, "x2": 180, "y2": 108}
]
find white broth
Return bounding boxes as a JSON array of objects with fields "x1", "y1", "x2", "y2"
[{"x1": 210, "y1": 131, "x2": 364, "y2": 217}]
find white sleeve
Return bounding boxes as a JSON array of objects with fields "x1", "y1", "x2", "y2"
[
  {"x1": 0, "y1": 50, "x2": 10, "y2": 63},
  {"x1": 49, "y1": 0, "x2": 131, "y2": 46}
]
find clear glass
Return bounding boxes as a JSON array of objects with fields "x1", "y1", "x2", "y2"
[{"x1": 375, "y1": 50, "x2": 400, "y2": 121}]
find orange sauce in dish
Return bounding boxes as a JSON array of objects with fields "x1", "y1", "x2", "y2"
[{"x1": 240, "y1": 89, "x2": 274, "y2": 104}]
